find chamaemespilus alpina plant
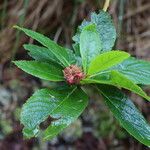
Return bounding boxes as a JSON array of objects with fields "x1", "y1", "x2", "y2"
[{"x1": 13, "y1": 10, "x2": 150, "y2": 146}]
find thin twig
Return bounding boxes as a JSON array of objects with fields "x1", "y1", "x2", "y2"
[{"x1": 103, "y1": 0, "x2": 110, "y2": 12}]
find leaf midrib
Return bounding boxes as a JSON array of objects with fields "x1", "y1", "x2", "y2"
[
  {"x1": 96, "y1": 87, "x2": 150, "y2": 138},
  {"x1": 20, "y1": 62, "x2": 63, "y2": 80},
  {"x1": 89, "y1": 54, "x2": 127, "y2": 76},
  {"x1": 49, "y1": 87, "x2": 77, "y2": 116}
]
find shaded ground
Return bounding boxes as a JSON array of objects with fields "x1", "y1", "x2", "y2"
[{"x1": 0, "y1": 0, "x2": 150, "y2": 149}]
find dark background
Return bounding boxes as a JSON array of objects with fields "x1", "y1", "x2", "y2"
[{"x1": 0, "y1": 0, "x2": 150, "y2": 149}]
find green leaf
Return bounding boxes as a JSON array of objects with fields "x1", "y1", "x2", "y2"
[
  {"x1": 24, "y1": 44, "x2": 76, "y2": 66},
  {"x1": 14, "y1": 26, "x2": 71, "y2": 67},
  {"x1": 24, "y1": 44, "x2": 60, "y2": 65},
  {"x1": 97, "y1": 85, "x2": 150, "y2": 146},
  {"x1": 21, "y1": 87, "x2": 88, "y2": 139},
  {"x1": 110, "y1": 71, "x2": 150, "y2": 101},
  {"x1": 72, "y1": 43, "x2": 84, "y2": 67},
  {"x1": 80, "y1": 24, "x2": 102, "y2": 73},
  {"x1": 88, "y1": 51, "x2": 130, "y2": 75},
  {"x1": 13, "y1": 60, "x2": 64, "y2": 81},
  {"x1": 72, "y1": 43, "x2": 81, "y2": 57},
  {"x1": 67, "y1": 48, "x2": 77, "y2": 65},
  {"x1": 112, "y1": 57, "x2": 150, "y2": 85},
  {"x1": 82, "y1": 70, "x2": 150, "y2": 101},
  {"x1": 91, "y1": 11, "x2": 116, "y2": 51},
  {"x1": 73, "y1": 11, "x2": 116, "y2": 52}
]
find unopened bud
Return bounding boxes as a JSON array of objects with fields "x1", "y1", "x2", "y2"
[{"x1": 63, "y1": 65, "x2": 85, "y2": 85}]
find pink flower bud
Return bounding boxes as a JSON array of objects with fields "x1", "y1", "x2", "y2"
[{"x1": 63, "y1": 65, "x2": 85, "y2": 85}]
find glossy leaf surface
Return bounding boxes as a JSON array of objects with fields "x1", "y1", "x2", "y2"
[
  {"x1": 97, "y1": 85, "x2": 150, "y2": 146},
  {"x1": 82, "y1": 70, "x2": 150, "y2": 101},
  {"x1": 88, "y1": 51, "x2": 130, "y2": 75},
  {"x1": 21, "y1": 87, "x2": 88, "y2": 139},
  {"x1": 24, "y1": 44, "x2": 76, "y2": 66},
  {"x1": 14, "y1": 26, "x2": 71, "y2": 67},
  {"x1": 113, "y1": 57, "x2": 150, "y2": 85},
  {"x1": 13, "y1": 61, "x2": 64, "y2": 81},
  {"x1": 24, "y1": 44, "x2": 60, "y2": 65},
  {"x1": 80, "y1": 24, "x2": 102, "y2": 73},
  {"x1": 73, "y1": 11, "x2": 116, "y2": 52}
]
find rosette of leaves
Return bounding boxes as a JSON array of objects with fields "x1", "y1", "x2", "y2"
[{"x1": 13, "y1": 11, "x2": 150, "y2": 146}]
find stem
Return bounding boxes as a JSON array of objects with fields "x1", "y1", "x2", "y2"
[{"x1": 103, "y1": 0, "x2": 110, "y2": 12}]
